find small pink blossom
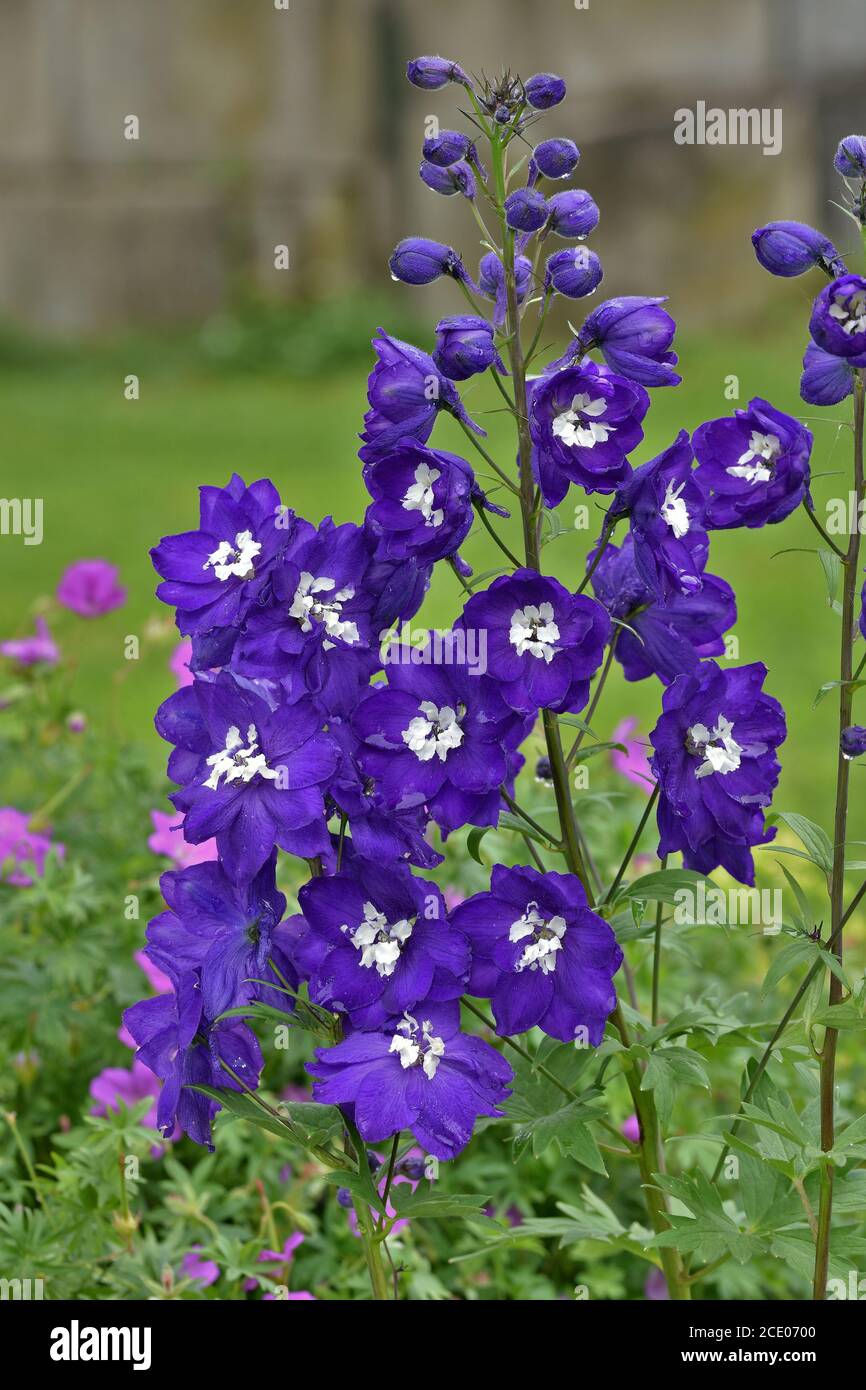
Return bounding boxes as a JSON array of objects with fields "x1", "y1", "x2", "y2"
[
  {"x1": 148, "y1": 809, "x2": 218, "y2": 868},
  {"x1": 170, "y1": 639, "x2": 194, "y2": 688},
  {"x1": 134, "y1": 948, "x2": 173, "y2": 995},
  {"x1": 0, "y1": 807, "x2": 64, "y2": 886},
  {"x1": 621, "y1": 1114, "x2": 641, "y2": 1144},
  {"x1": 0, "y1": 616, "x2": 59, "y2": 666},
  {"x1": 57, "y1": 559, "x2": 126, "y2": 618},
  {"x1": 611, "y1": 719, "x2": 655, "y2": 793}
]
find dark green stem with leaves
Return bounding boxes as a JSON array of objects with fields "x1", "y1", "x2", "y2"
[{"x1": 812, "y1": 368, "x2": 866, "y2": 1299}]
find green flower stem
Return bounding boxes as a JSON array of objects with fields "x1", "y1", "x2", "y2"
[
  {"x1": 488, "y1": 123, "x2": 688, "y2": 1301},
  {"x1": 813, "y1": 367, "x2": 866, "y2": 1300}
]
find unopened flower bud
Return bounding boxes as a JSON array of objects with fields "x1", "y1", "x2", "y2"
[
  {"x1": 419, "y1": 159, "x2": 476, "y2": 199},
  {"x1": 834, "y1": 135, "x2": 866, "y2": 179},
  {"x1": 389, "y1": 237, "x2": 468, "y2": 286},
  {"x1": 505, "y1": 187, "x2": 549, "y2": 232},
  {"x1": 841, "y1": 725, "x2": 866, "y2": 760},
  {"x1": 545, "y1": 247, "x2": 603, "y2": 298},
  {"x1": 406, "y1": 56, "x2": 470, "y2": 91},
  {"x1": 524, "y1": 72, "x2": 566, "y2": 110},
  {"x1": 336, "y1": 1186, "x2": 354, "y2": 1208},
  {"x1": 531, "y1": 138, "x2": 580, "y2": 181},
  {"x1": 547, "y1": 189, "x2": 599, "y2": 239},
  {"x1": 433, "y1": 314, "x2": 504, "y2": 381},
  {"x1": 751, "y1": 221, "x2": 843, "y2": 278},
  {"x1": 422, "y1": 129, "x2": 471, "y2": 167}
]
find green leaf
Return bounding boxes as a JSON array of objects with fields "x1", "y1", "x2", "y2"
[
  {"x1": 641, "y1": 1047, "x2": 710, "y2": 1127},
  {"x1": 768, "y1": 812, "x2": 834, "y2": 874},
  {"x1": 498, "y1": 812, "x2": 559, "y2": 848},
  {"x1": 389, "y1": 1187, "x2": 495, "y2": 1223},
  {"x1": 466, "y1": 826, "x2": 489, "y2": 865},
  {"x1": 613, "y1": 868, "x2": 713, "y2": 908},
  {"x1": 818, "y1": 548, "x2": 842, "y2": 610},
  {"x1": 814, "y1": 678, "x2": 866, "y2": 709},
  {"x1": 761, "y1": 938, "x2": 817, "y2": 997}
]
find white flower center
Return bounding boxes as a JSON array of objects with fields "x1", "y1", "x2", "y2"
[
  {"x1": 203, "y1": 530, "x2": 261, "y2": 581},
  {"x1": 829, "y1": 288, "x2": 866, "y2": 337},
  {"x1": 402, "y1": 462, "x2": 444, "y2": 528},
  {"x1": 510, "y1": 602, "x2": 560, "y2": 662},
  {"x1": 204, "y1": 723, "x2": 279, "y2": 790},
  {"x1": 389, "y1": 1012, "x2": 445, "y2": 1080},
  {"x1": 289, "y1": 572, "x2": 359, "y2": 648},
  {"x1": 727, "y1": 430, "x2": 780, "y2": 485},
  {"x1": 342, "y1": 901, "x2": 414, "y2": 977},
  {"x1": 402, "y1": 700, "x2": 464, "y2": 762},
  {"x1": 660, "y1": 480, "x2": 690, "y2": 538},
  {"x1": 686, "y1": 714, "x2": 743, "y2": 778},
  {"x1": 552, "y1": 393, "x2": 613, "y2": 450},
  {"x1": 509, "y1": 900, "x2": 566, "y2": 974}
]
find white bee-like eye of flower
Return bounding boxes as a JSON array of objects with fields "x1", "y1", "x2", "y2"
[
  {"x1": 401, "y1": 462, "x2": 444, "y2": 528},
  {"x1": 389, "y1": 1011, "x2": 445, "y2": 1080},
  {"x1": 289, "y1": 572, "x2": 359, "y2": 648},
  {"x1": 509, "y1": 602, "x2": 560, "y2": 662},
  {"x1": 660, "y1": 480, "x2": 690, "y2": 538},
  {"x1": 508, "y1": 900, "x2": 567, "y2": 974},
  {"x1": 341, "y1": 901, "x2": 415, "y2": 977},
  {"x1": 727, "y1": 430, "x2": 780, "y2": 486},
  {"x1": 829, "y1": 288, "x2": 866, "y2": 336},
  {"x1": 402, "y1": 700, "x2": 464, "y2": 762},
  {"x1": 686, "y1": 714, "x2": 743, "y2": 778},
  {"x1": 204, "y1": 723, "x2": 280, "y2": 790},
  {"x1": 552, "y1": 393, "x2": 614, "y2": 450},
  {"x1": 203, "y1": 530, "x2": 262, "y2": 581}
]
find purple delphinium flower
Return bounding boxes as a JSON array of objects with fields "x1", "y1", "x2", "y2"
[
  {"x1": 649, "y1": 660, "x2": 786, "y2": 885},
  {"x1": 610, "y1": 431, "x2": 708, "y2": 601},
  {"x1": 359, "y1": 330, "x2": 485, "y2": 464},
  {"x1": 0, "y1": 807, "x2": 64, "y2": 886},
  {"x1": 57, "y1": 559, "x2": 126, "y2": 618},
  {"x1": 456, "y1": 569, "x2": 610, "y2": 715},
  {"x1": 156, "y1": 671, "x2": 337, "y2": 882},
  {"x1": 529, "y1": 360, "x2": 649, "y2": 504},
  {"x1": 800, "y1": 340, "x2": 857, "y2": 406},
  {"x1": 834, "y1": 135, "x2": 866, "y2": 179},
  {"x1": 433, "y1": 315, "x2": 505, "y2": 381},
  {"x1": 233, "y1": 518, "x2": 381, "y2": 707},
  {"x1": 363, "y1": 441, "x2": 475, "y2": 564},
  {"x1": 352, "y1": 654, "x2": 529, "y2": 836},
  {"x1": 151, "y1": 474, "x2": 286, "y2": 637},
  {"x1": 451, "y1": 864, "x2": 622, "y2": 1044},
  {"x1": 841, "y1": 725, "x2": 866, "y2": 760},
  {"x1": 307, "y1": 1002, "x2": 512, "y2": 1161},
  {"x1": 524, "y1": 72, "x2": 566, "y2": 110},
  {"x1": 546, "y1": 189, "x2": 599, "y2": 239},
  {"x1": 545, "y1": 247, "x2": 604, "y2": 300},
  {"x1": 292, "y1": 859, "x2": 469, "y2": 1028},
  {"x1": 123, "y1": 973, "x2": 263, "y2": 1149},
  {"x1": 327, "y1": 719, "x2": 442, "y2": 870},
  {"x1": 530, "y1": 138, "x2": 580, "y2": 182},
  {"x1": 751, "y1": 221, "x2": 844, "y2": 278},
  {"x1": 0, "y1": 616, "x2": 58, "y2": 666},
  {"x1": 809, "y1": 273, "x2": 866, "y2": 362},
  {"x1": 591, "y1": 534, "x2": 735, "y2": 685},
  {"x1": 479, "y1": 252, "x2": 533, "y2": 328},
  {"x1": 419, "y1": 160, "x2": 476, "y2": 199},
  {"x1": 553, "y1": 296, "x2": 680, "y2": 387},
  {"x1": 144, "y1": 855, "x2": 295, "y2": 1019},
  {"x1": 693, "y1": 398, "x2": 813, "y2": 529},
  {"x1": 406, "y1": 56, "x2": 472, "y2": 92}
]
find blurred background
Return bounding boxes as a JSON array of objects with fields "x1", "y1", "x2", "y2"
[{"x1": 2, "y1": 0, "x2": 866, "y2": 825}]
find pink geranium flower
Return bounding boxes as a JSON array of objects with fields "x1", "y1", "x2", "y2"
[
  {"x1": 0, "y1": 807, "x2": 64, "y2": 886},
  {"x1": 169, "y1": 639, "x2": 194, "y2": 688},
  {"x1": 0, "y1": 616, "x2": 59, "y2": 666},
  {"x1": 611, "y1": 719, "x2": 656, "y2": 793},
  {"x1": 148, "y1": 809, "x2": 218, "y2": 868},
  {"x1": 57, "y1": 559, "x2": 126, "y2": 617}
]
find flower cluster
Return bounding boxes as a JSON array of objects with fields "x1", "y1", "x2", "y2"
[{"x1": 126, "y1": 56, "x2": 804, "y2": 1172}]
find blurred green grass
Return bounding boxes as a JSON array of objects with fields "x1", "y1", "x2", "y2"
[{"x1": 0, "y1": 305, "x2": 863, "y2": 831}]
